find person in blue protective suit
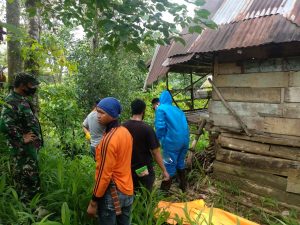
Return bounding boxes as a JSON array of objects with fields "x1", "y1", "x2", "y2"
[{"x1": 154, "y1": 90, "x2": 190, "y2": 192}]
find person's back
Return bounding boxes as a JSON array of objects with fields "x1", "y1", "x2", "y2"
[
  {"x1": 154, "y1": 90, "x2": 189, "y2": 192},
  {"x1": 155, "y1": 90, "x2": 189, "y2": 148},
  {"x1": 123, "y1": 120, "x2": 155, "y2": 170},
  {"x1": 83, "y1": 110, "x2": 105, "y2": 147},
  {"x1": 123, "y1": 99, "x2": 169, "y2": 192}
]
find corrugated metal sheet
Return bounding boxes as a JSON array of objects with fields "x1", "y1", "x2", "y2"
[
  {"x1": 167, "y1": 33, "x2": 199, "y2": 58},
  {"x1": 190, "y1": 14, "x2": 300, "y2": 53},
  {"x1": 162, "y1": 53, "x2": 194, "y2": 67},
  {"x1": 212, "y1": 0, "x2": 300, "y2": 25},
  {"x1": 145, "y1": 0, "x2": 300, "y2": 86},
  {"x1": 144, "y1": 45, "x2": 171, "y2": 87}
]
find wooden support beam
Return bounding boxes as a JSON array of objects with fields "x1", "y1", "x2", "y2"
[{"x1": 208, "y1": 78, "x2": 252, "y2": 136}]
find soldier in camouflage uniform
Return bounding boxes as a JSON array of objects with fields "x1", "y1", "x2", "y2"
[{"x1": 0, "y1": 73, "x2": 43, "y2": 202}]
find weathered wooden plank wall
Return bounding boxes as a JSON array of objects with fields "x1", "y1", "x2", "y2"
[
  {"x1": 209, "y1": 56, "x2": 300, "y2": 207},
  {"x1": 210, "y1": 57, "x2": 300, "y2": 137}
]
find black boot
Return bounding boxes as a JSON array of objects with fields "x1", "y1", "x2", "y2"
[
  {"x1": 160, "y1": 179, "x2": 172, "y2": 192},
  {"x1": 177, "y1": 169, "x2": 187, "y2": 192}
]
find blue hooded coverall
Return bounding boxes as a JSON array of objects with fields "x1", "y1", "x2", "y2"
[{"x1": 155, "y1": 90, "x2": 190, "y2": 177}]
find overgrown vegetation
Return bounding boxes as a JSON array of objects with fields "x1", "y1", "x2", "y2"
[{"x1": 0, "y1": 0, "x2": 299, "y2": 224}]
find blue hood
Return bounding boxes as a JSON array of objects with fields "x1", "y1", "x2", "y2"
[{"x1": 159, "y1": 90, "x2": 172, "y2": 105}]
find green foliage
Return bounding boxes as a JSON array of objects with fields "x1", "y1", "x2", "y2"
[
  {"x1": 39, "y1": 82, "x2": 87, "y2": 157},
  {"x1": 21, "y1": 30, "x2": 77, "y2": 78},
  {"x1": 38, "y1": 0, "x2": 216, "y2": 53},
  {"x1": 69, "y1": 40, "x2": 152, "y2": 119},
  {"x1": 131, "y1": 187, "x2": 169, "y2": 225},
  {"x1": 194, "y1": 130, "x2": 209, "y2": 151},
  {"x1": 0, "y1": 145, "x2": 96, "y2": 225}
]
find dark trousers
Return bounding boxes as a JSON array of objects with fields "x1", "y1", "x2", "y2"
[
  {"x1": 132, "y1": 168, "x2": 155, "y2": 192},
  {"x1": 97, "y1": 187, "x2": 134, "y2": 225}
]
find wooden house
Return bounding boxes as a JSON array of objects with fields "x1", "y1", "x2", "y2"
[{"x1": 145, "y1": 0, "x2": 300, "y2": 209}]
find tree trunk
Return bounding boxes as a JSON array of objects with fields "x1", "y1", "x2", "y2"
[
  {"x1": 6, "y1": 0, "x2": 22, "y2": 88},
  {"x1": 24, "y1": 0, "x2": 40, "y2": 76},
  {"x1": 25, "y1": 0, "x2": 41, "y2": 113}
]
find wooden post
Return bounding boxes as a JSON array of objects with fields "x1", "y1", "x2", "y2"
[
  {"x1": 190, "y1": 71, "x2": 194, "y2": 109},
  {"x1": 208, "y1": 78, "x2": 252, "y2": 136},
  {"x1": 166, "y1": 72, "x2": 169, "y2": 90}
]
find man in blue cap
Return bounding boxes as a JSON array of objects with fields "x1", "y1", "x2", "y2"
[
  {"x1": 87, "y1": 97, "x2": 134, "y2": 225},
  {"x1": 155, "y1": 90, "x2": 190, "y2": 192}
]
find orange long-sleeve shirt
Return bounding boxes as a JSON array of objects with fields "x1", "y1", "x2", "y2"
[{"x1": 92, "y1": 126, "x2": 133, "y2": 200}]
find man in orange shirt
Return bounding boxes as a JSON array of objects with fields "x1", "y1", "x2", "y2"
[{"x1": 87, "y1": 97, "x2": 134, "y2": 225}]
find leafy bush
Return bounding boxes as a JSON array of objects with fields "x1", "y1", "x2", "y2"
[
  {"x1": 39, "y1": 83, "x2": 87, "y2": 157},
  {"x1": 0, "y1": 143, "x2": 96, "y2": 225}
]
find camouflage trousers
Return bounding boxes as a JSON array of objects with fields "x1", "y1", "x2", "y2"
[{"x1": 11, "y1": 150, "x2": 40, "y2": 203}]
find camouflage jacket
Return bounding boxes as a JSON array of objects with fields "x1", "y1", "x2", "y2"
[{"x1": 0, "y1": 91, "x2": 42, "y2": 157}]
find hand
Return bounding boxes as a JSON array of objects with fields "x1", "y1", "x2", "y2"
[
  {"x1": 85, "y1": 132, "x2": 91, "y2": 141},
  {"x1": 23, "y1": 132, "x2": 37, "y2": 144},
  {"x1": 87, "y1": 200, "x2": 97, "y2": 218},
  {"x1": 162, "y1": 170, "x2": 170, "y2": 181}
]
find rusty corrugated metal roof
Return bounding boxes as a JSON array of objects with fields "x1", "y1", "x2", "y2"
[
  {"x1": 143, "y1": 45, "x2": 171, "y2": 88},
  {"x1": 212, "y1": 0, "x2": 300, "y2": 25},
  {"x1": 145, "y1": 0, "x2": 300, "y2": 86},
  {"x1": 190, "y1": 14, "x2": 300, "y2": 53}
]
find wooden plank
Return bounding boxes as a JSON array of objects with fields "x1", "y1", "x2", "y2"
[
  {"x1": 283, "y1": 103, "x2": 300, "y2": 118},
  {"x1": 213, "y1": 55, "x2": 218, "y2": 77},
  {"x1": 213, "y1": 161, "x2": 287, "y2": 191},
  {"x1": 214, "y1": 72, "x2": 289, "y2": 88},
  {"x1": 210, "y1": 114, "x2": 300, "y2": 137},
  {"x1": 212, "y1": 87, "x2": 281, "y2": 103},
  {"x1": 221, "y1": 132, "x2": 300, "y2": 148},
  {"x1": 216, "y1": 147, "x2": 300, "y2": 174},
  {"x1": 209, "y1": 113, "x2": 264, "y2": 130},
  {"x1": 212, "y1": 171, "x2": 300, "y2": 207},
  {"x1": 289, "y1": 71, "x2": 300, "y2": 87},
  {"x1": 209, "y1": 101, "x2": 282, "y2": 117},
  {"x1": 269, "y1": 145, "x2": 300, "y2": 162},
  {"x1": 219, "y1": 135, "x2": 300, "y2": 161},
  {"x1": 218, "y1": 63, "x2": 241, "y2": 75},
  {"x1": 263, "y1": 117, "x2": 300, "y2": 136},
  {"x1": 285, "y1": 87, "x2": 300, "y2": 102},
  {"x1": 287, "y1": 169, "x2": 300, "y2": 194},
  {"x1": 218, "y1": 135, "x2": 270, "y2": 152}
]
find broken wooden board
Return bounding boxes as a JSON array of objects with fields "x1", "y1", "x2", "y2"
[
  {"x1": 214, "y1": 72, "x2": 289, "y2": 88},
  {"x1": 212, "y1": 87, "x2": 282, "y2": 103},
  {"x1": 212, "y1": 171, "x2": 300, "y2": 207},
  {"x1": 213, "y1": 161, "x2": 287, "y2": 191},
  {"x1": 287, "y1": 169, "x2": 300, "y2": 194}
]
